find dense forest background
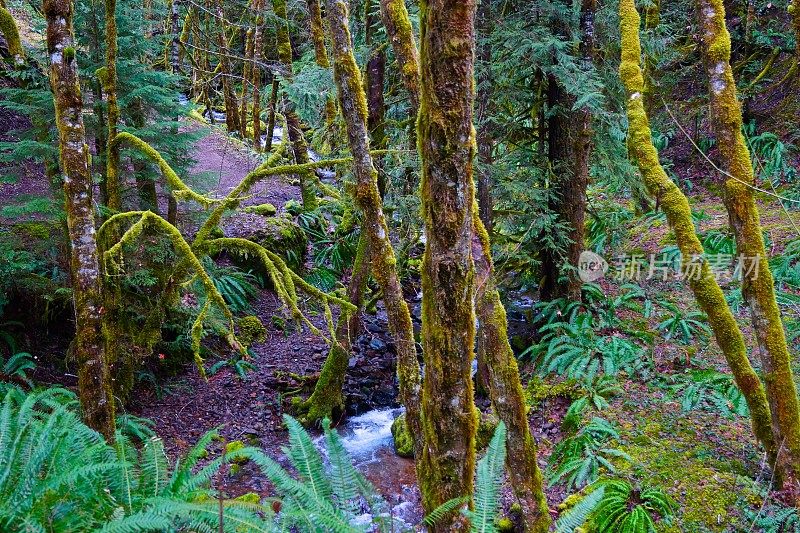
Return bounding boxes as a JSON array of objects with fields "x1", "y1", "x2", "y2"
[{"x1": 0, "y1": 0, "x2": 799, "y2": 529}]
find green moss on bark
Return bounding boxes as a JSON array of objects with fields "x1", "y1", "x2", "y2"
[
  {"x1": 695, "y1": 0, "x2": 800, "y2": 486},
  {"x1": 619, "y1": 0, "x2": 777, "y2": 467}
]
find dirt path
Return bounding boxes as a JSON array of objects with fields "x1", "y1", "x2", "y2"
[{"x1": 129, "y1": 126, "x2": 418, "y2": 507}]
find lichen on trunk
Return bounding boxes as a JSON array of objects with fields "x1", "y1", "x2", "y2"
[
  {"x1": 416, "y1": 0, "x2": 479, "y2": 527},
  {"x1": 618, "y1": 0, "x2": 777, "y2": 466},
  {"x1": 44, "y1": 0, "x2": 115, "y2": 441},
  {"x1": 324, "y1": 0, "x2": 423, "y2": 472}
]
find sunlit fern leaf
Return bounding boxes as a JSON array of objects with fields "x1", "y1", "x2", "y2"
[
  {"x1": 468, "y1": 421, "x2": 507, "y2": 533},
  {"x1": 554, "y1": 485, "x2": 606, "y2": 533},
  {"x1": 282, "y1": 414, "x2": 333, "y2": 505}
]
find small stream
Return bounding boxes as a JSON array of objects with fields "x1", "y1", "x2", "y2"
[{"x1": 318, "y1": 407, "x2": 422, "y2": 526}]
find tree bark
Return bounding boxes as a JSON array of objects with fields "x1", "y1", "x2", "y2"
[
  {"x1": 264, "y1": 76, "x2": 279, "y2": 152},
  {"x1": 619, "y1": 0, "x2": 777, "y2": 468},
  {"x1": 325, "y1": 0, "x2": 423, "y2": 480},
  {"x1": 104, "y1": 0, "x2": 121, "y2": 211},
  {"x1": 696, "y1": 0, "x2": 800, "y2": 490},
  {"x1": 273, "y1": 0, "x2": 317, "y2": 210},
  {"x1": 251, "y1": 0, "x2": 264, "y2": 151},
  {"x1": 416, "y1": 0, "x2": 478, "y2": 527},
  {"x1": 473, "y1": 212, "x2": 550, "y2": 532},
  {"x1": 475, "y1": 0, "x2": 493, "y2": 236},
  {"x1": 44, "y1": 0, "x2": 115, "y2": 440},
  {"x1": 215, "y1": 0, "x2": 241, "y2": 133}
]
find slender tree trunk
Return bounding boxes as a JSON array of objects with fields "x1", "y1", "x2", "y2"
[
  {"x1": 251, "y1": 0, "x2": 264, "y2": 150},
  {"x1": 696, "y1": 0, "x2": 800, "y2": 490},
  {"x1": 642, "y1": 0, "x2": 659, "y2": 114},
  {"x1": 365, "y1": 0, "x2": 387, "y2": 196},
  {"x1": 273, "y1": 0, "x2": 317, "y2": 210},
  {"x1": 215, "y1": 0, "x2": 240, "y2": 133},
  {"x1": 473, "y1": 213, "x2": 550, "y2": 532},
  {"x1": 475, "y1": 0, "x2": 493, "y2": 235},
  {"x1": 325, "y1": 0, "x2": 423, "y2": 476},
  {"x1": 306, "y1": 0, "x2": 336, "y2": 130},
  {"x1": 104, "y1": 0, "x2": 121, "y2": 212},
  {"x1": 619, "y1": 0, "x2": 777, "y2": 468},
  {"x1": 44, "y1": 0, "x2": 115, "y2": 440},
  {"x1": 240, "y1": 24, "x2": 254, "y2": 139},
  {"x1": 264, "y1": 76, "x2": 279, "y2": 152},
  {"x1": 416, "y1": 0, "x2": 478, "y2": 527}
]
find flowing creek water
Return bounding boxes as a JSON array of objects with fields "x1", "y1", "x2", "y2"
[{"x1": 317, "y1": 407, "x2": 422, "y2": 525}]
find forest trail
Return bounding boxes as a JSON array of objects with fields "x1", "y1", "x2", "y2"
[{"x1": 129, "y1": 125, "x2": 422, "y2": 517}]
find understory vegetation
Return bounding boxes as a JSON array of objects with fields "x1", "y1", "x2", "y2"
[{"x1": 1, "y1": 0, "x2": 800, "y2": 529}]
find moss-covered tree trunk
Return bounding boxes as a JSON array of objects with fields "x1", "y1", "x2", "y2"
[
  {"x1": 325, "y1": 0, "x2": 423, "y2": 466},
  {"x1": 416, "y1": 0, "x2": 478, "y2": 527},
  {"x1": 378, "y1": 0, "x2": 419, "y2": 114},
  {"x1": 239, "y1": 25, "x2": 254, "y2": 139},
  {"x1": 44, "y1": 0, "x2": 115, "y2": 441},
  {"x1": 296, "y1": 232, "x2": 370, "y2": 423},
  {"x1": 104, "y1": 0, "x2": 121, "y2": 212},
  {"x1": 696, "y1": 0, "x2": 800, "y2": 488},
  {"x1": 215, "y1": 0, "x2": 241, "y2": 133},
  {"x1": 619, "y1": 0, "x2": 777, "y2": 465},
  {"x1": 473, "y1": 212, "x2": 550, "y2": 532},
  {"x1": 273, "y1": 0, "x2": 317, "y2": 210},
  {"x1": 475, "y1": 0, "x2": 493, "y2": 236},
  {"x1": 306, "y1": 0, "x2": 336, "y2": 131},
  {"x1": 0, "y1": 4, "x2": 24, "y2": 66}
]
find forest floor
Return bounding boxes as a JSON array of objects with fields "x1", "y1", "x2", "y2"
[{"x1": 4, "y1": 117, "x2": 798, "y2": 530}]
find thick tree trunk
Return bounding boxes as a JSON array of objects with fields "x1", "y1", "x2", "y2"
[
  {"x1": 273, "y1": 0, "x2": 317, "y2": 210},
  {"x1": 696, "y1": 0, "x2": 800, "y2": 490},
  {"x1": 619, "y1": 0, "x2": 777, "y2": 467},
  {"x1": 416, "y1": 1, "x2": 478, "y2": 528},
  {"x1": 215, "y1": 0, "x2": 240, "y2": 133},
  {"x1": 44, "y1": 0, "x2": 115, "y2": 441},
  {"x1": 540, "y1": 71, "x2": 584, "y2": 302},
  {"x1": 325, "y1": 0, "x2": 423, "y2": 477}
]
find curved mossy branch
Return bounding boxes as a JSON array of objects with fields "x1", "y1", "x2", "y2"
[
  {"x1": 294, "y1": 231, "x2": 370, "y2": 425},
  {"x1": 201, "y1": 237, "x2": 356, "y2": 341},
  {"x1": 619, "y1": 0, "x2": 777, "y2": 465},
  {"x1": 0, "y1": 6, "x2": 24, "y2": 65},
  {"x1": 695, "y1": 0, "x2": 800, "y2": 485},
  {"x1": 102, "y1": 211, "x2": 246, "y2": 366},
  {"x1": 110, "y1": 132, "x2": 220, "y2": 209}
]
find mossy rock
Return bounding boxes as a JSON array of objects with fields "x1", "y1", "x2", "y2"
[
  {"x1": 238, "y1": 315, "x2": 267, "y2": 347},
  {"x1": 244, "y1": 203, "x2": 277, "y2": 216},
  {"x1": 476, "y1": 411, "x2": 499, "y2": 450},
  {"x1": 391, "y1": 413, "x2": 414, "y2": 458},
  {"x1": 283, "y1": 199, "x2": 303, "y2": 216},
  {"x1": 525, "y1": 376, "x2": 581, "y2": 408},
  {"x1": 241, "y1": 213, "x2": 307, "y2": 273}
]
